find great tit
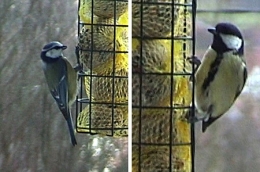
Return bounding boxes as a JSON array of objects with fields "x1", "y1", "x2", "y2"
[
  {"x1": 41, "y1": 41, "x2": 79, "y2": 146},
  {"x1": 189, "y1": 22, "x2": 247, "y2": 132}
]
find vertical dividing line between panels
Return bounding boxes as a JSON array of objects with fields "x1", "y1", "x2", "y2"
[{"x1": 128, "y1": 0, "x2": 133, "y2": 169}]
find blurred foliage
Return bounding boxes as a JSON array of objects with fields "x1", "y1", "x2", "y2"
[
  {"x1": 0, "y1": 0, "x2": 127, "y2": 171},
  {"x1": 197, "y1": 13, "x2": 260, "y2": 28},
  {"x1": 197, "y1": 0, "x2": 260, "y2": 11}
]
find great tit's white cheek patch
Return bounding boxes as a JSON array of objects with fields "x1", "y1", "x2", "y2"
[
  {"x1": 46, "y1": 49, "x2": 63, "y2": 58},
  {"x1": 220, "y1": 33, "x2": 242, "y2": 50}
]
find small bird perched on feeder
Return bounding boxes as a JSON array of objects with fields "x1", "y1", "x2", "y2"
[
  {"x1": 40, "y1": 41, "x2": 82, "y2": 146},
  {"x1": 188, "y1": 22, "x2": 247, "y2": 132}
]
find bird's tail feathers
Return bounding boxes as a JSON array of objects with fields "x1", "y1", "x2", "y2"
[
  {"x1": 66, "y1": 113, "x2": 77, "y2": 146},
  {"x1": 61, "y1": 108, "x2": 77, "y2": 146}
]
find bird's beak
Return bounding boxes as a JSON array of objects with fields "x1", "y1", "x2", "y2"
[
  {"x1": 62, "y1": 45, "x2": 67, "y2": 50},
  {"x1": 208, "y1": 28, "x2": 217, "y2": 35}
]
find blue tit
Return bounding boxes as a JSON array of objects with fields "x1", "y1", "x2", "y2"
[
  {"x1": 41, "y1": 41, "x2": 79, "y2": 146},
  {"x1": 190, "y1": 22, "x2": 247, "y2": 132}
]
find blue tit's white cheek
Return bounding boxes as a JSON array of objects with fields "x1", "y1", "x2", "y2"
[
  {"x1": 46, "y1": 49, "x2": 63, "y2": 58},
  {"x1": 219, "y1": 33, "x2": 242, "y2": 50}
]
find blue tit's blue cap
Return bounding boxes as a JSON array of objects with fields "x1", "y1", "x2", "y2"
[{"x1": 42, "y1": 41, "x2": 67, "y2": 52}]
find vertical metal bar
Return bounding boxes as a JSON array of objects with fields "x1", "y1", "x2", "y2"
[
  {"x1": 169, "y1": 1, "x2": 176, "y2": 171},
  {"x1": 128, "y1": 0, "x2": 133, "y2": 170},
  {"x1": 76, "y1": 0, "x2": 82, "y2": 133},
  {"x1": 191, "y1": 0, "x2": 197, "y2": 172},
  {"x1": 138, "y1": 0, "x2": 144, "y2": 171},
  {"x1": 76, "y1": 0, "x2": 80, "y2": 132},
  {"x1": 89, "y1": 0, "x2": 94, "y2": 133},
  {"x1": 111, "y1": 0, "x2": 117, "y2": 136}
]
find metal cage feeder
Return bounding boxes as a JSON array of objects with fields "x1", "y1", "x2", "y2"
[
  {"x1": 75, "y1": 0, "x2": 129, "y2": 137},
  {"x1": 132, "y1": 0, "x2": 196, "y2": 171}
]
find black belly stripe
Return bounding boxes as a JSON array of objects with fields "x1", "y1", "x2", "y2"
[{"x1": 202, "y1": 53, "x2": 224, "y2": 90}]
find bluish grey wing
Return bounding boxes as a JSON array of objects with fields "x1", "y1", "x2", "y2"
[
  {"x1": 49, "y1": 61, "x2": 70, "y2": 119},
  {"x1": 49, "y1": 61, "x2": 77, "y2": 145}
]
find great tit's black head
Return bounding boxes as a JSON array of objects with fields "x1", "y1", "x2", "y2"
[
  {"x1": 41, "y1": 41, "x2": 67, "y2": 63},
  {"x1": 208, "y1": 23, "x2": 244, "y2": 55},
  {"x1": 208, "y1": 23, "x2": 243, "y2": 39}
]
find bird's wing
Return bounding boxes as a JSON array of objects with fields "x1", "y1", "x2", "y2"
[
  {"x1": 234, "y1": 65, "x2": 247, "y2": 100},
  {"x1": 48, "y1": 60, "x2": 70, "y2": 120}
]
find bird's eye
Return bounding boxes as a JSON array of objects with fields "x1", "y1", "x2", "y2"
[{"x1": 53, "y1": 47, "x2": 61, "y2": 50}]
